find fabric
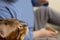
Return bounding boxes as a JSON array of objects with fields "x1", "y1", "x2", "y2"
[
  {"x1": 34, "y1": 37, "x2": 60, "y2": 40},
  {"x1": 31, "y1": 0, "x2": 49, "y2": 7},
  {"x1": 34, "y1": 6, "x2": 60, "y2": 30},
  {"x1": 34, "y1": 7, "x2": 48, "y2": 30},
  {"x1": 34, "y1": 6, "x2": 60, "y2": 40},
  {"x1": 0, "y1": 0, "x2": 34, "y2": 40}
]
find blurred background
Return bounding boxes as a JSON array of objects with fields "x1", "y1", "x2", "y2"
[
  {"x1": 48, "y1": 0, "x2": 60, "y2": 12},
  {"x1": 33, "y1": 0, "x2": 60, "y2": 40},
  {"x1": 34, "y1": 0, "x2": 60, "y2": 12}
]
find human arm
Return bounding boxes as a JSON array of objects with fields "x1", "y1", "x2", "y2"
[
  {"x1": 24, "y1": 27, "x2": 56, "y2": 40},
  {"x1": 33, "y1": 7, "x2": 57, "y2": 38},
  {"x1": 33, "y1": 28, "x2": 56, "y2": 38}
]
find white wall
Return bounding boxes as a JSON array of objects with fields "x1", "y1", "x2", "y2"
[
  {"x1": 49, "y1": 0, "x2": 60, "y2": 12},
  {"x1": 34, "y1": 0, "x2": 60, "y2": 12}
]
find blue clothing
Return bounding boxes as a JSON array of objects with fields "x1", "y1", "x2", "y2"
[
  {"x1": 31, "y1": 0, "x2": 48, "y2": 7},
  {"x1": 0, "y1": 0, "x2": 34, "y2": 40}
]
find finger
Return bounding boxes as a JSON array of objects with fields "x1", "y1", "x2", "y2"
[
  {"x1": 48, "y1": 31, "x2": 57, "y2": 38},
  {"x1": 47, "y1": 33, "x2": 56, "y2": 38}
]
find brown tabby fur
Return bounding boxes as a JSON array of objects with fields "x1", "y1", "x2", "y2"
[{"x1": 0, "y1": 18, "x2": 28, "y2": 40}]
